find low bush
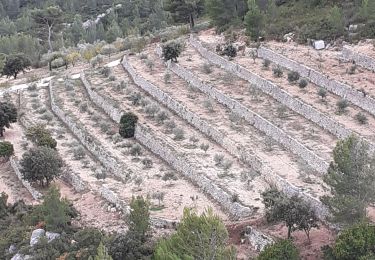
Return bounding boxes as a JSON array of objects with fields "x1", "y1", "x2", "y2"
[
  {"x1": 26, "y1": 124, "x2": 57, "y2": 149},
  {"x1": 287, "y1": 71, "x2": 300, "y2": 83},
  {"x1": 0, "y1": 141, "x2": 14, "y2": 160},
  {"x1": 258, "y1": 239, "x2": 299, "y2": 260},
  {"x1": 355, "y1": 112, "x2": 368, "y2": 125},
  {"x1": 298, "y1": 79, "x2": 308, "y2": 89},
  {"x1": 273, "y1": 66, "x2": 283, "y2": 77},
  {"x1": 262, "y1": 59, "x2": 271, "y2": 69},
  {"x1": 337, "y1": 99, "x2": 349, "y2": 114}
]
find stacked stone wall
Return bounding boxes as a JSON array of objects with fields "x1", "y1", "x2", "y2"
[
  {"x1": 122, "y1": 57, "x2": 329, "y2": 220},
  {"x1": 81, "y1": 73, "x2": 123, "y2": 123},
  {"x1": 257, "y1": 46, "x2": 375, "y2": 116},
  {"x1": 187, "y1": 38, "x2": 330, "y2": 174},
  {"x1": 81, "y1": 70, "x2": 253, "y2": 219},
  {"x1": 341, "y1": 46, "x2": 375, "y2": 72},
  {"x1": 9, "y1": 157, "x2": 43, "y2": 200},
  {"x1": 48, "y1": 82, "x2": 129, "y2": 181}
]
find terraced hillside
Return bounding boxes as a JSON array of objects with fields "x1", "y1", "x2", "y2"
[{"x1": 2, "y1": 31, "x2": 375, "y2": 256}]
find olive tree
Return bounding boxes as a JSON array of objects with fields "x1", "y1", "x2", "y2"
[
  {"x1": 262, "y1": 189, "x2": 319, "y2": 240},
  {"x1": 1, "y1": 54, "x2": 30, "y2": 79},
  {"x1": 20, "y1": 146, "x2": 63, "y2": 187},
  {"x1": 0, "y1": 101, "x2": 17, "y2": 137}
]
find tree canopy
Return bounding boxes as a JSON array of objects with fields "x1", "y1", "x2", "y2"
[
  {"x1": 0, "y1": 101, "x2": 17, "y2": 137},
  {"x1": 322, "y1": 135, "x2": 375, "y2": 226},
  {"x1": 154, "y1": 208, "x2": 236, "y2": 260},
  {"x1": 1, "y1": 53, "x2": 30, "y2": 79},
  {"x1": 20, "y1": 146, "x2": 64, "y2": 187}
]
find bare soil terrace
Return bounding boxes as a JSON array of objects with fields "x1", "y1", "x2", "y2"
[
  {"x1": 126, "y1": 47, "x2": 328, "y2": 200},
  {"x1": 53, "y1": 75, "x2": 227, "y2": 221}
]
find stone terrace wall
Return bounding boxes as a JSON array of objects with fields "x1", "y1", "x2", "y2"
[
  {"x1": 61, "y1": 167, "x2": 87, "y2": 193},
  {"x1": 341, "y1": 46, "x2": 375, "y2": 72},
  {"x1": 48, "y1": 82, "x2": 129, "y2": 181},
  {"x1": 185, "y1": 45, "x2": 352, "y2": 140},
  {"x1": 81, "y1": 69, "x2": 253, "y2": 220},
  {"x1": 123, "y1": 57, "x2": 329, "y2": 220},
  {"x1": 188, "y1": 37, "x2": 329, "y2": 175},
  {"x1": 10, "y1": 157, "x2": 43, "y2": 200},
  {"x1": 257, "y1": 46, "x2": 375, "y2": 116},
  {"x1": 135, "y1": 123, "x2": 253, "y2": 220},
  {"x1": 81, "y1": 73, "x2": 124, "y2": 123},
  {"x1": 18, "y1": 112, "x2": 88, "y2": 193}
]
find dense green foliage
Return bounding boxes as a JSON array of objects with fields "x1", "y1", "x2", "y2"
[
  {"x1": 262, "y1": 189, "x2": 318, "y2": 240},
  {"x1": 26, "y1": 124, "x2": 57, "y2": 149},
  {"x1": 322, "y1": 135, "x2": 375, "y2": 226},
  {"x1": 257, "y1": 239, "x2": 299, "y2": 260},
  {"x1": 154, "y1": 208, "x2": 235, "y2": 259},
  {"x1": 323, "y1": 223, "x2": 375, "y2": 260},
  {"x1": 0, "y1": 141, "x2": 14, "y2": 160},
  {"x1": 162, "y1": 41, "x2": 183, "y2": 62},
  {"x1": 0, "y1": 101, "x2": 17, "y2": 137},
  {"x1": 20, "y1": 146, "x2": 64, "y2": 187},
  {"x1": 119, "y1": 112, "x2": 138, "y2": 138},
  {"x1": 1, "y1": 53, "x2": 31, "y2": 79}
]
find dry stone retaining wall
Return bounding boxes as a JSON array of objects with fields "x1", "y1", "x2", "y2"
[
  {"x1": 341, "y1": 46, "x2": 375, "y2": 72},
  {"x1": 257, "y1": 46, "x2": 375, "y2": 116},
  {"x1": 122, "y1": 57, "x2": 329, "y2": 220},
  {"x1": 135, "y1": 123, "x2": 253, "y2": 220},
  {"x1": 81, "y1": 70, "x2": 253, "y2": 220},
  {"x1": 188, "y1": 37, "x2": 329, "y2": 175},
  {"x1": 81, "y1": 73, "x2": 124, "y2": 123},
  {"x1": 48, "y1": 81, "x2": 129, "y2": 181},
  {"x1": 10, "y1": 157, "x2": 43, "y2": 200},
  {"x1": 61, "y1": 167, "x2": 87, "y2": 193}
]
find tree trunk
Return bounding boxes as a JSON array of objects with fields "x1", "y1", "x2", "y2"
[
  {"x1": 287, "y1": 226, "x2": 292, "y2": 239},
  {"x1": 189, "y1": 13, "x2": 195, "y2": 29},
  {"x1": 0, "y1": 128, "x2": 4, "y2": 137},
  {"x1": 48, "y1": 24, "x2": 53, "y2": 52}
]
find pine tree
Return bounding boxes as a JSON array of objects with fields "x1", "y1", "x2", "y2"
[
  {"x1": 322, "y1": 135, "x2": 375, "y2": 226},
  {"x1": 245, "y1": 0, "x2": 264, "y2": 40},
  {"x1": 127, "y1": 196, "x2": 150, "y2": 242},
  {"x1": 154, "y1": 208, "x2": 236, "y2": 259},
  {"x1": 90, "y1": 242, "x2": 113, "y2": 260}
]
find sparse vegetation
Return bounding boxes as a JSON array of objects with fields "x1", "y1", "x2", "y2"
[
  {"x1": 355, "y1": 112, "x2": 368, "y2": 125},
  {"x1": 298, "y1": 79, "x2": 308, "y2": 89},
  {"x1": 273, "y1": 66, "x2": 283, "y2": 78},
  {"x1": 336, "y1": 99, "x2": 349, "y2": 114},
  {"x1": 287, "y1": 71, "x2": 300, "y2": 83}
]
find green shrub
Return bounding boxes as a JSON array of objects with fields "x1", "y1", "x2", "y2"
[
  {"x1": 323, "y1": 223, "x2": 375, "y2": 260},
  {"x1": 262, "y1": 59, "x2": 271, "y2": 69},
  {"x1": 337, "y1": 99, "x2": 349, "y2": 114},
  {"x1": 287, "y1": 71, "x2": 300, "y2": 83},
  {"x1": 162, "y1": 41, "x2": 183, "y2": 62},
  {"x1": 258, "y1": 239, "x2": 299, "y2": 260},
  {"x1": 273, "y1": 66, "x2": 283, "y2": 77},
  {"x1": 318, "y1": 88, "x2": 327, "y2": 100},
  {"x1": 26, "y1": 124, "x2": 57, "y2": 149},
  {"x1": 355, "y1": 112, "x2": 368, "y2": 125},
  {"x1": 0, "y1": 141, "x2": 14, "y2": 159},
  {"x1": 222, "y1": 44, "x2": 237, "y2": 58},
  {"x1": 298, "y1": 79, "x2": 308, "y2": 89},
  {"x1": 119, "y1": 113, "x2": 138, "y2": 138}
]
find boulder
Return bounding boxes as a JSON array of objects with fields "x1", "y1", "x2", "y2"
[
  {"x1": 8, "y1": 244, "x2": 17, "y2": 254},
  {"x1": 46, "y1": 232, "x2": 60, "y2": 243},
  {"x1": 244, "y1": 226, "x2": 274, "y2": 252},
  {"x1": 30, "y1": 229, "x2": 45, "y2": 246},
  {"x1": 313, "y1": 40, "x2": 325, "y2": 50}
]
